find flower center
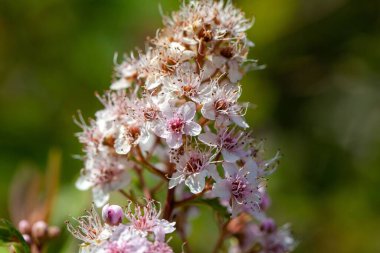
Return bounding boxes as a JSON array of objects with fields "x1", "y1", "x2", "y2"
[
  {"x1": 168, "y1": 117, "x2": 185, "y2": 133},
  {"x1": 231, "y1": 178, "x2": 247, "y2": 200},
  {"x1": 127, "y1": 125, "x2": 141, "y2": 142},
  {"x1": 214, "y1": 99, "x2": 229, "y2": 112},
  {"x1": 221, "y1": 136, "x2": 238, "y2": 151},
  {"x1": 143, "y1": 107, "x2": 158, "y2": 121},
  {"x1": 185, "y1": 156, "x2": 203, "y2": 174}
]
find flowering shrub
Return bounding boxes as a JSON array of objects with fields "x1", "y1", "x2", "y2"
[{"x1": 68, "y1": 0, "x2": 296, "y2": 252}]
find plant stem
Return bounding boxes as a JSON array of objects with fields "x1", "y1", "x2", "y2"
[{"x1": 135, "y1": 146, "x2": 167, "y2": 181}]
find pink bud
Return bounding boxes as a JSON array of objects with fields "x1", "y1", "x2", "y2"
[
  {"x1": 22, "y1": 234, "x2": 32, "y2": 245},
  {"x1": 102, "y1": 204, "x2": 123, "y2": 226},
  {"x1": 259, "y1": 193, "x2": 271, "y2": 212},
  {"x1": 260, "y1": 218, "x2": 276, "y2": 233},
  {"x1": 18, "y1": 220, "x2": 31, "y2": 234},
  {"x1": 31, "y1": 221, "x2": 48, "y2": 239}
]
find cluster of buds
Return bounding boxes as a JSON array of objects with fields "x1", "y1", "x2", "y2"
[
  {"x1": 16, "y1": 220, "x2": 60, "y2": 253},
  {"x1": 70, "y1": 0, "x2": 295, "y2": 252},
  {"x1": 66, "y1": 201, "x2": 175, "y2": 253}
]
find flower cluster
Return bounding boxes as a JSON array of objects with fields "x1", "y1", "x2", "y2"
[
  {"x1": 66, "y1": 201, "x2": 175, "y2": 253},
  {"x1": 70, "y1": 0, "x2": 295, "y2": 252}
]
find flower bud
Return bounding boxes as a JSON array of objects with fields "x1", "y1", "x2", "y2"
[
  {"x1": 22, "y1": 234, "x2": 32, "y2": 245},
  {"x1": 259, "y1": 193, "x2": 271, "y2": 212},
  {"x1": 18, "y1": 220, "x2": 31, "y2": 234},
  {"x1": 47, "y1": 226, "x2": 60, "y2": 239},
  {"x1": 102, "y1": 204, "x2": 123, "y2": 226},
  {"x1": 260, "y1": 218, "x2": 276, "y2": 233},
  {"x1": 31, "y1": 221, "x2": 48, "y2": 240}
]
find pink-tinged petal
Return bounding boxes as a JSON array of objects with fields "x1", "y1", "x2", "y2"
[
  {"x1": 185, "y1": 172, "x2": 206, "y2": 194},
  {"x1": 110, "y1": 78, "x2": 131, "y2": 90},
  {"x1": 215, "y1": 115, "x2": 231, "y2": 128},
  {"x1": 222, "y1": 162, "x2": 239, "y2": 177},
  {"x1": 243, "y1": 158, "x2": 258, "y2": 181},
  {"x1": 169, "y1": 171, "x2": 184, "y2": 189},
  {"x1": 161, "y1": 102, "x2": 174, "y2": 118},
  {"x1": 198, "y1": 132, "x2": 218, "y2": 146},
  {"x1": 179, "y1": 101, "x2": 196, "y2": 121},
  {"x1": 153, "y1": 124, "x2": 169, "y2": 138},
  {"x1": 230, "y1": 114, "x2": 249, "y2": 128},
  {"x1": 222, "y1": 149, "x2": 240, "y2": 163},
  {"x1": 109, "y1": 170, "x2": 131, "y2": 190},
  {"x1": 166, "y1": 133, "x2": 183, "y2": 149},
  {"x1": 201, "y1": 101, "x2": 216, "y2": 120},
  {"x1": 75, "y1": 175, "x2": 93, "y2": 190},
  {"x1": 212, "y1": 181, "x2": 231, "y2": 202},
  {"x1": 184, "y1": 121, "x2": 201, "y2": 136},
  {"x1": 212, "y1": 55, "x2": 227, "y2": 68},
  {"x1": 202, "y1": 60, "x2": 217, "y2": 80},
  {"x1": 206, "y1": 164, "x2": 220, "y2": 181},
  {"x1": 228, "y1": 60, "x2": 243, "y2": 83},
  {"x1": 115, "y1": 127, "x2": 132, "y2": 155},
  {"x1": 92, "y1": 187, "x2": 109, "y2": 207}
]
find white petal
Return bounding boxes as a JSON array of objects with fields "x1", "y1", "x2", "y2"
[
  {"x1": 201, "y1": 101, "x2": 216, "y2": 120},
  {"x1": 222, "y1": 149, "x2": 240, "y2": 163},
  {"x1": 115, "y1": 127, "x2": 132, "y2": 155},
  {"x1": 169, "y1": 171, "x2": 184, "y2": 189},
  {"x1": 230, "y1": 115, "x2": 249, "y2": 128},
  {"x1": 110, "y1": 78, "x2": 131, "y2": 90},
  {"x1": 198, "y1": 132, "x2": 218, "y2": 146},
  {"x1": 75, "y1": 175, "x2": 93, "y2": 190},
  {"x1": 222, "y1": 162, "x2": 238, "y2": 177},
  {"x1": 212, "y1": 181, "x2": 231, "y2": 202},
  {"x1": 184, "y1": 121, "x2": 201, "y2": 136},
  {"x1": 92, "y1": 187, "x2": 109, "y2": 207},
  {"x1": 166, "y1": 133, "x2": 183, "y2": 149},
  {"x1": 212, "y1": 55, "x2": 227, "y2": 68},
  {"x1": 153, "y1": 124, "x2": 169, "y2": 138},
  {"x1": 179, "y1": 101, "x2": 196, "y2": 121},
  {"x1": 185, "y1": 171, "x2": 207, "y2": 194}
]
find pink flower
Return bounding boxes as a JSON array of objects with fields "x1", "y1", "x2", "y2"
[
  {"x1": 125, "y1": 200, "x2": 175, "y2": 240},
  {"x1": 198, "y1": 127, "x2": 251, "y2": 162},
  {"x1": 213, "y1": 161, "x2": 260, "y2": 217},
  {"x1": 76, "y1": 152, "x2": 133, "y2": 207},
  {"x1": 201, "y1": 84, "x2": 249, "y2": 128},
  {"x1": 169, "y1": 147, "x2": 218, "y2": 194},
  {"x1": 153, "y1": 101, "x2": 201, "y2": 149}
]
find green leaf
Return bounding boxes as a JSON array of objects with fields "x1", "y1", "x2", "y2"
[{"x1": 0, "y1": 219, "x2": 30, "y2": 253}]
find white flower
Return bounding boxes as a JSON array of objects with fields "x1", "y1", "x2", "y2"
[
  {"x1": 153, "y1": 101, "x2": 201, "y2": 149},
  {"x1": 198, "y1": 127, "x2": 251, "y2": 162},
  {"x1": 76, "y1": 152, "x2": 133, "y2": 207},
  {"x1": 66, "y1": 204, "x2": 112, "y2": 246},
  {"x1": 213, "y1": 161, "x2": 261, "y2": 217},
  {"x1": 111, "y1": 53, "x2": 138, "y2": 90},
  {"x1": 125, "y1": 200, "x2": 176, "y2": 241},
  {"x1": 169, "y1": 148, "x2": 218, "y2": 194},
  {"x1": 115, "y1": 121, "x2": 150, "y2": 155},
  {"x1": 201, "y1": 83, "x2": 249, "y2": 128}
]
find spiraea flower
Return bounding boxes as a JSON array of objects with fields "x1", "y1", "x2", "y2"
[
  {"x1": 66, "y1": 204, "x2": 111, "y2": 249},
  {"x1": 125, "y1": 200, "x2": 175, "y2": 240},
  {"x1": 67, "y1": 202, "x2": 175, "y2": 253},
  {"x1": 169, "y1": 146, "x2": 218, "y2": 194},
  {"x1": 199, "y1": 127, "x2": 251, "y2": 162},
  {"x1": 213, "y1": 161, "x2": 261, "y2": 217},
  {"x1": 153, "y1": 101, "x2": 201, "y2": 149},
  {"x1": 70, "y1": 1, "x2": 295, "y2": 252},
  {"x1": 201, "y1": 83, "x2": 249, "y2": 128},
  {"x1": 76, "y1": 152, "x2": 133, "y2": 207}
]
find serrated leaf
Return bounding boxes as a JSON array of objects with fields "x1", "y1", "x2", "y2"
[{"x1": 0, "y1": 219, "x2": 30, "y2": 253}]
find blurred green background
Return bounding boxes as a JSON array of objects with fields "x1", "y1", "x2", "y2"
[{"x1": 0, "y1": 0, "x2": 379, "y2": 252}]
